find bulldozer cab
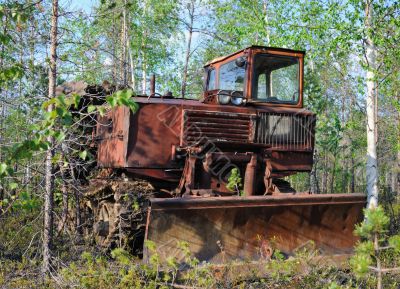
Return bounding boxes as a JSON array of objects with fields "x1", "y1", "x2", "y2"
[{"x1": 202, "y1": 46, "x2": 304, "y2": 108}]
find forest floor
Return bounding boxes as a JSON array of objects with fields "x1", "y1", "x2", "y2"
[
  {"x1": 1, "y1": 203, "x2": 400, "y2": 288},
  {"x1": 1, "y1": 235, "x2": 399, "y2": 289}
]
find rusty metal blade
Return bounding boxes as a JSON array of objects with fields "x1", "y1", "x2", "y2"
[{"x1": 144, "y1": 194, "x2": 366, "y2": 264}]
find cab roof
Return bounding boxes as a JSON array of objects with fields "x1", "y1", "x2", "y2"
[{"x1": 204, "y1": 45, "x2": 306, "y2": 67}]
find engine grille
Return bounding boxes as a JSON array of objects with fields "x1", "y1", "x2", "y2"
[
  {"x1": 182, "y1": 110, "x2": 315, "y2": 151},
  {"x1": 255, "y1": 112, "x2": 315, "y2": 150},
  {"x1": 182, "y1": 110, "x2": 254, "y2": 146}
]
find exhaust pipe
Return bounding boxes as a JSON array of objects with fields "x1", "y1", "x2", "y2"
[{"x1": 150, "y1": 74, "x2": 155, "y2": 96}]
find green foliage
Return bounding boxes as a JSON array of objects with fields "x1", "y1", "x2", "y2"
[
  {"x1": 0, "y1": 84, "x2": 138, "y2": 214},
  {"x1": 388, "y1": 235, "x2": 400, "y2": 253},
  {"x1": 226, "y1": 167, "x2": 243, "y2": 195},
  {"x1": 350, "y1": 252, "x2": 373, "y2": 278},
  {"x1": 106, "y1": 89, "x2": 138, "y2": 112},
  {"x1": 0, "y1": 208, "x2": 42, "y2": 259},
  {"x1": 58, "y1": 243, "x2": 216, "y2": 289},
  {"x1": 350, "y1": 206, "x2": 400, "y2": 286},
  {"x1": 355, "y1": 206, "x2": 390, "y2": 238}
]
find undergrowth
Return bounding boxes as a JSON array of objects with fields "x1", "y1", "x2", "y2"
[
  {"x1": 3, "y1": 240, "x2": 397, "y2": 289},
  {"x1": 1, "y1": 198, "x2": 400, "y2": 288}
]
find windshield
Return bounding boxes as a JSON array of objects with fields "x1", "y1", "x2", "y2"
[
  {"x1": 219, "y1": 59, "x2": 245, "y2": 92},
  {"x1": 252, "y1": 54, "x2": 299, "y2": 104}
]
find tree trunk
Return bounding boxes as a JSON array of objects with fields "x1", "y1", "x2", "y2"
[
  {"x1": 120, "y1": 0, "x2": 128, "y2": 86},
  {"x1": 128, "y1": 40, "x2": 135, "y2": 89},
  {"x1": 310, "y1": 150, "x2": 319, "y2": 194},
  {"x1": 57, "y1": 153, "x2": 68, "y2": 234},
  {"x1": 181, "y1": 1, "x2": 195, "y2": 98},
  {"x1": 69, "y1": 161, "x2": 82, "y2": 235},
  {"x1": 141, "y1": 0, "x2": 148, "y2": 95},
  {"x1": 263, "y1": 0, "x2": 270, "y2": 45},
  {"x1": 322, "y1": 153, "x2": 328, "y2": 193},
  {"x1": 374, "y1": 233, "x2": 382, "y2": 289},
  {"x1": 351, "y1": 154, "x2": 355, "y2": 193},
  {"x1": 365, "y1": 0, "x2": 379, "y2": 209},
  {"x1": 141, "y1": 54, "x2": 147, "y2": 94},
  {"x1": 330, "y1": 156, "x2": 337, "y2": 194},
  {"x1": 42, "y1": 0, "x2": 58, "y2": 274},
  {"x1": 350, "y1": 89, "x2": 356, "y2": 194},
  {"x1": 111, "y1": 14, "x2": 117, "y2": 83},
  {"x1": 397, "y1": 103, "x2": 400, "y2": 195}
]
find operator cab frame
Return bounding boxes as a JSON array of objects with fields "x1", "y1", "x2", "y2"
[{"x1": 202, "y1": 46, "x2": 305, "y2": 108}]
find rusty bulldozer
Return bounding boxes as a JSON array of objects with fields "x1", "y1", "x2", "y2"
[{"x1": 64, "y1": 46, "x2": 366, "y2": 263}]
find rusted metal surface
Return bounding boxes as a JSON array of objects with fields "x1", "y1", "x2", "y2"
[
  {"x1": 182, "y1": 110, "x2": 256, "y2": 146},
  {"x1": 145, "y1": 194, "x2": 366, "y2": 263},
  {"x1": 256, "y1": 113, "x2": 316, "y2": 150},
  {"x1": 96, "y1": 103, "x2": 315, "y2": 182},
  {"x1": 244, "y1": 154, "x2": 257, "y2": 196},
  {"x1": 96, "y1": 106, "x2": 130, "y2": 167}
]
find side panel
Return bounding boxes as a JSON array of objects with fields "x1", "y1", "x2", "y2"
[
  {"x1": 126, "y1": 103, "x2": 182, "y2": 168},
  {"x1": 97, "y1": 106, "x2": 130, "y2": 167}
]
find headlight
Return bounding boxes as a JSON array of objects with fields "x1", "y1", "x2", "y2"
[
  {"x1": 231, "y1": 91, "x2": 244, "y2": 105},
  {"x1": 217, "y1": 90, "x2": 231, "y2": 104}
]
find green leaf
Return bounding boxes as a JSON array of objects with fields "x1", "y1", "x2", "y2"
[
  {"x1": 79, "y1": 150, "x2": 87, "y2": 160},
  {"x1": 227, "y1": 167, "x2": 242, "y2": 193},
  {"x1": 87, "y1": 105, "x2": 96, "y2": 113},
  {"x1": 56, "y1": 107, "x2": 66, "y2": 117},
  {"x1": 0, "y1": 163, "x2": 7, "y2": 175},
  {"x1": 62, "y1": 113, "x2": 73, "y2": 126},
  {"x1": 106, "y1": 95, "x2": 117, "y2": 107},
  {"x1": 97, "y1": 106, "x2": 107, "y2": 116},
  {"x1": 119, "y1": 97, "x2": 138, "y2": 112},
  {"x1": 72, "y1": 94, "x2": 81, "y2": 108},
  {"x1": 1, "y1": 198, "x2": 9, "y2": 206},
  {"x1": 54, "y1": 131, "x2": 66, "y2": 142},
  {"x1": 9, "y1": 182, "x2": 18, "y2": 190},
  {"x1": 52, "y1": 153, "x2": 62, "y2": 164}
]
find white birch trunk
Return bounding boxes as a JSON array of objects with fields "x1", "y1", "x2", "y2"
[
  {"x1": 365, "y1": 0, "x2": 378, "y2": 209},
  {"x1": 141, "y1": 0, "x2": 148, "y2": 94},
  {"x1": 263, "y1": 0, "x2": 270, "y2": 45},
  {"x1": 142, "y1": 55, "x2": 147, "y2": 94},
  {"x1": 128, "y1": 42, "x2": 135, "y2": 88},
  {"x1": 181, "y1": 1, "x2": 195, "y2": 98},
  {"x1": 121, "y1": 1, "x2": 128, "y2": 85}
]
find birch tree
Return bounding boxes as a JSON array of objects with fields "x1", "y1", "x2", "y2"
[
  {"x1": 365, "y1": 0, "x2": 378, "y2": 209},
  {"x1": 180, "y1": 0, "x2": 195, "y2": 98}
]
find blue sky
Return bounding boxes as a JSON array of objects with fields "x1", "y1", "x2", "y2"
[{"x1": 66, "y1": 0, "x2": 95, "y2": 13}]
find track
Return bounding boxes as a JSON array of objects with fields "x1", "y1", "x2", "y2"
[{"x1": 82, "y1": 177, "x2": 155, "y2": 256}]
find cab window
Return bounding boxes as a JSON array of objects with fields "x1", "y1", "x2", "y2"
[
  {"x1": 252, "y1": 54, "x2": 299, "y2": 104},
  {"x1": 207, "y1": 69, "x2": 216, "y2": 90},
  {"x1": 219, "y1": 60, "x2": 245, "y2": 91}
]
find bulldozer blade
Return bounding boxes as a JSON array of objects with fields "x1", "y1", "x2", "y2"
[{"x1": 144, "y1": 194, "x2": 366, "y2": 264}]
